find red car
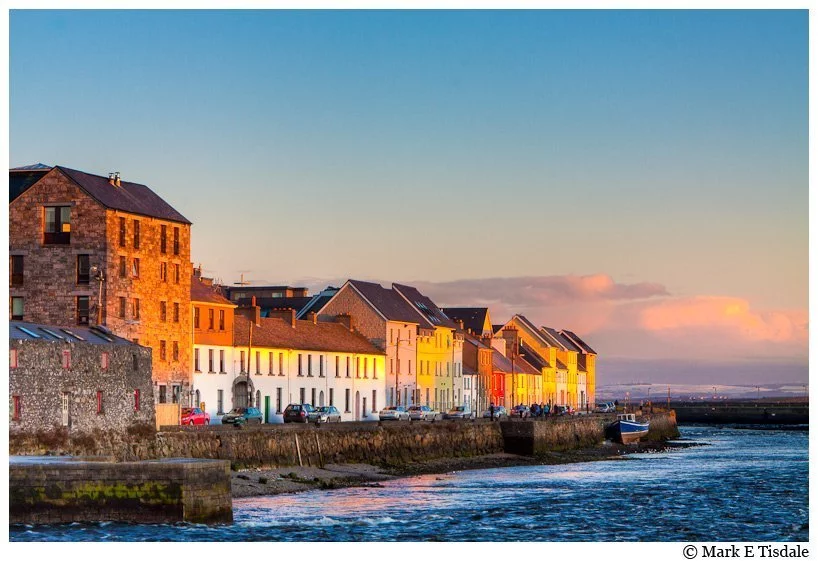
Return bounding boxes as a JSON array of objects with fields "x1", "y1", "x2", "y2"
[{"x1": 181, "y1": 407, "x2": 210, "y2": 426}]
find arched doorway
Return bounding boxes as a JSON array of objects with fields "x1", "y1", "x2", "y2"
[
  {"x1": 232, "y1": 376, "x2": 254, "y2": 410},
  {"x1": 355, "y1": 391, "x2": 360, "y2": 420}
]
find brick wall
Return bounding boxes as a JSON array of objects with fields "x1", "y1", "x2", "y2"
[
  {"x1": 318, "y1": 285, "x2": 387, "y2": 349},
  {"x1": 9, "y1": 339, "x2": 155, "y2": 434}
]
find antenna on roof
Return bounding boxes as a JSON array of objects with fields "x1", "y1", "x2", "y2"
[{"x1": 234, "y1": 271, "x2": 255, "y2": 286}]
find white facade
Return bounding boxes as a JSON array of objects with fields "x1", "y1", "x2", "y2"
[
  {"x1": 193, "y1": 344, "x2": 386, "y2": 423},
  {"x1": 386, "y1": 320, "x2": 419, "y2": 407}
]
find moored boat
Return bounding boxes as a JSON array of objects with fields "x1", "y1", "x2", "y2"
[{"x1": 605, "y1": 413, "x2": 650, "y2": 444}]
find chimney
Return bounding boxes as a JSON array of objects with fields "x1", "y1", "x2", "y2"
[
  {"x1": 114, "y1": 172, "x2": 121, "y2": 187},
  {"x1": 309, "y1": 312, "x2": 318, "y2": 325},
  {"x1": 268, "y1": 308, "x2": 297, "y2": 329},
  {"x1": 335, "y1": 313, "x2": 354, "y2": 332},
  {"x1": 108, "y1": 173, "x2": 116, "y2": 186}
]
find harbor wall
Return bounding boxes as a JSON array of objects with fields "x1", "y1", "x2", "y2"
[
  {"x1": 10, "y1": 457, "x2": 232, "y2": 525},
  {"x1": 670, "y1": 402, "x2": 808, "y2": 425}
]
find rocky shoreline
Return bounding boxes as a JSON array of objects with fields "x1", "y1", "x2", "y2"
[{"x1": 231, "y1": 439, "x2": 698, "y2": 498}]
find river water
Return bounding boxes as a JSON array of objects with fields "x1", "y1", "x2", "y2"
[{"x1": 11, "y1": 425, "x2": 808, "y2": 542}]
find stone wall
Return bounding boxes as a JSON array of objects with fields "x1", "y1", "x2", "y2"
[
  {"x1": 317, "y1": 285, "x2": 388, "y2": 349},
  {"x1": 10, "y1": 457, "x2": 232, "y2": 525},
  {"x1": 9, "y1": 339, "x2": 155, "y2": 434}
]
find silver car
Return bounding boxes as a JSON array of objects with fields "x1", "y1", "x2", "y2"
[
  {"x1": 407, "y1": 405, "x2": 439, "y2": 421},
  {"x1": 308, "y1": 405, "x2": 342, "y2": 423},
  {"x1": 482, "y1": 406, "x2": 508, "y2": 419},
  {"x1": 379, "y1": 406, "x2": 410, "y2": 421},
  {"x1": 443, "y1": 406, "x2": 475, "y2": 420}
]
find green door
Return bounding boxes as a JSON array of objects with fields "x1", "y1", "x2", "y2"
[{"x1": 264, "y1": 396, "x2": 271, "y2": 424}]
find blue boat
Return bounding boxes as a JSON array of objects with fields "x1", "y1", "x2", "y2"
[{"x1": 605, "y1": 414, "x2": 650, "y2": 444}]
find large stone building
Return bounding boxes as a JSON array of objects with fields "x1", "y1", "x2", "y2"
[
  {"x1": 9, "y1": 165, "x2": 193, "y2": 404},
  {"x1": 9, "y1": 321, "x2": 155, "y2": 434}
]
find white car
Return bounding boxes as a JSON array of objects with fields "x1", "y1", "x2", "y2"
[
  {"x1": 407, "y1": 405, "x2": 439, "y2": 421},
  {"x1": 444, "y1": 406, "x2": 475, "y2": 420},
  {"x1": 379, "y1": 406, "x2": 410, "y2": 421}
]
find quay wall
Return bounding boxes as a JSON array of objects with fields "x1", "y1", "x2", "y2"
[
  {"x1": 670, "y1": 402, "x2": 808, "y2": 425},
  {"x1": 10, "y1": 413, "x2": 680, "y2": 468},
  {"x1": 10, "y1": 457, "x2": 232, "y2": 525}
]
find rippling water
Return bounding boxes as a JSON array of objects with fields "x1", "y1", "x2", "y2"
[{"x1": 11, "y1": 426, "x2": 808, "y2": 542}]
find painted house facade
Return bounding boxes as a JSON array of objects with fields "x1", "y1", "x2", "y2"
[{"x1": 9, "y1": 165, "x2": 192, "y2": 405}]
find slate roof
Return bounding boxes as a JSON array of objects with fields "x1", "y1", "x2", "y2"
[
  {"x1": 346, "y1": 280, "x2": 433, "y2": 329},
  {"x1": 234, "y1": 314, "x2": 383, "y2": 355},
  {"x1": 556, "y1": 359, "x2": 568, "y2": 371},
  {"x1": 237, "y1": 296, "x2": 313, "y2": 312},
  {"x1": 10, "y1": 321, "x2": 135, "y2": 346},
  {"x1": 28, "y1": 166, "x2": 191, "y2": 224},
  {"x1": 191, "y1": 276, "x2": 235, "y2": 306},
  {"x1": 491, "y1": 349, "x2": 514, "y2": 373},
  {"x1": 518, "y1": 342, "x2": 550, "y2": 370},
  {"x1": 492, "y1": 324, "x2": 504, "y2": 335},
  {"x1": 442, "y1": 307, "x2": 490, "y2": 336},
  {"x1": 463, "y1": 361, "x2": 478, "y2": 375},
  {"x1": 297, "y1": 291, "x2": 337, "y2": 319},
  {"x1": 577, "y1": 359, "x2": 587, "y2": 372},
  {"x1": 9, "y1": 166, "x2": 51, "y2": 202},
  {"x1": 560, "y1": 330, "x2": 598, "y2": 355},
  {"x1": 540, "y1": 327, "x2": 579, "y2": 351},
  {"x1": 501, "y1": 314, "x2": 558, "y2": 349},
  {"x1": 463, "y1": 333, "x2": 491, "y2": 350},
  {"x1": 513, "y1": 354, "x2": 539, "y2": 375},
  {"x1": 393, "y1": 283, "x2": 459, "y2": 329}
]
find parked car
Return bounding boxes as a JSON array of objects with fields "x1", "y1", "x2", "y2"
[
  {"x1": 407, "y1": 405, "x2": 439, "y2": 421},
  {"x1": 379, "y1": 406, "x2": 410, "y2": 421},
  {"x1": 511, "y1": 404, "x2": 531, "y2": 418},
  {"x1": 283, "y1": 404, "x2": 315, "y2": 423},
  {"x1": 595, "y1": 403, "x2": 613, "y2": 413},
  {"x1": 181, "y1": 407, "x2": 210, "y2": 426},
  {"x1": 482, "y1": 406, "x2": 508, "y2": 419},
  {"x1": 308, "y1": 405, "x2": 342, "y2": 423},
  {"x1": 443, "y1": 406, "x2": 475, "y2": 420},
  {"x1": 552, "y1": 405, "x2": 573, "y2": 416},
  {"x1": 221, "y1": 406, "x2": 263, "y2": 425}
]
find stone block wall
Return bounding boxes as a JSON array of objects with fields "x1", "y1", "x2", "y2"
[
  {"x1": 10, "y1": 457, "x2": 232, "y2": 525},
  {"x1": 317, "y1": 285, "x2": 388, "y2": 349},
  {"x1": 9, "y1": 339, "x2": 155, "y2": 434}
]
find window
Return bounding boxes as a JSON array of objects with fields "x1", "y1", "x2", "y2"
[
  {"x1": 44, "y1": 205, "x2": 71, "y2": 244},
  {"x1": 119, "y1": 256, "x2": 126, "y2": 277},
  {"x1": 217, "y1": 390, "x2": 224, "y2": 414},
  {"x1": 255, "y1": 351, "x2": 261, "y2": 375},
  {"x1": 319, "y1": 355, "x2": 324, "y2": 377},
  {"x1": 131, "y1": 258, "x2": 140, "y2": 278},
  {"x1": 173, "y1": 227, "x2": 180, "y2": 255},
  {"x1": 133, "y1": 220, "x2": 140, "y2": 249},
  {"x1": 132, "y1": 353, "x2": 139, "y2": 371},
  {"x1": 356, "y1": 357, "x2": 361, "y2": 378},
  {"x1": 62, "y1": 349, "x2": 71, "y2": 369},
  {"x1": 240, "y1": 350, "x2": 246, "y2": 373},
  {"x1": 194, "y1": 307, "x2": 200, "y2": 329},
  {"x1": 172, "y1": 385, "x2": 181, "y2": 404},
  {"x1": 279, "y1": 352, "x2": 284, "y2": 376},
  {"x1": 134, "y1": 389, "x2": 141, "y2": 411},
  {"x1": 174, "y1": 264, "x2": 180, "y2": 283},
  {"x1": 345, "y1": 389, "x2": 351, "y2": 412},
  {"x1": 329, "y1": 389, "x2": 334, "y2": 407},
  {"x1": 208, "y1": 309, "x2": 214, "y2": 330},
  {"x1": 10, "y1": 255, "x2": 23, "y2": 286},
  {"x1": 373, "y1": 390, "x2": 377, "y2": 413},
  {"x1": 160, "y1": 262, "x2": 167, "y2": 282},
  {"x1": 298, "y1": 354, "x2": 303, "y2": 376},
  {"x1": 173, "y1": 303, "x2": 180, "y2": 323},
  {"x1": 346, "y1": 356, "x2": 350, "y2": 377},
  {"x1": 308, "y1": 354, "x2": 313, "y2": 376},
  {"x1": 119, "y1": 217, "x2": 126, "y2": 246},
  {"x1": 208, "y1": 349, "x2": 214, "y2": 373},
  {"x1": 269, "y1": 352, "x2": 274, "y2": 375},
  {"x1": 194, "y1": 348, "x2": 200, "y2": 372},
  {"x1": 159, "y1": 340, "x2": 166, "y2": 361},
  {"x1": 13, "y1": 396, "x2": 22, "y2": 420},
  {"x1": 11, "y1": 297, "x2": 23, "y2": 320},
  {"x1": 300, "y1": 388, "x2": 305, "y2": 404},
  {"x1": 119, "y1": 297, "x2": 126, "y2": 318},
  {"x1": 173, "y1": 341, "x2": 179, "y2": 362},
  {"x1": 219, "y1": 310, "x2": 225, "y2": 330},
  {"x1": 160, "y1": 225, "x2": 167, "y2": 254},
  {"x1": 220, "y1": 350, "x2": 226, "y2": 373},
  {"x1": 132, "y1": 298, "x2": 140, "y2": 320},
  {"x1": 96, "y1": 391, "x2": 104, "y2": 414},
  {"x1": 76, "y1": 297, "x2": 90, "y2": 325},
  {"x1": 10, "y1": 349, "x2": 18, "y2": 368},
  {"x1": 373, "y1": 360, "x2": 378, "y2": 380},
  {"x1": 276, "y1": 388, "x2": 282, "y2": 413},
  {"x1": 76, "y1": 254, "x2": 90, "y2": 284},
  {"x1": 335, "y1": 356, "x2": 340, "y2": 377},
  {"x1": 160, "y1": 301, "x2": 167, "y2": 322}
]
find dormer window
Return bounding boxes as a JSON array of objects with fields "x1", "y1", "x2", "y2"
[{"x1": 44, "y1": 206, "x2": 71, "y2": 244}]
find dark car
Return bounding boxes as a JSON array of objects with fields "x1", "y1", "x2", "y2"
[
  {"x1": 181, "y1": 407, "x2": 210, "y2": 426},
  {"x1": 511, "y1": 404, "x2": 531, "y2": 418},
  {"x1": 308, "y1": 405, "x2": 342, "y2": 423},
  {"x1": 283, "y1": 403, "x2": 315, "y2": 423},
  {"x1": 221, "y1": 406, "x2": 263, "y2": 425}
]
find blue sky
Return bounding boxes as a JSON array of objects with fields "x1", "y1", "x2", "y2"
[{"x1": 9, "y1": 10, "x2": 808, "y2": 378}]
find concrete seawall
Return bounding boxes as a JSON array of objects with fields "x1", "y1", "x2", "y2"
[
  {"x1": 671, "y1": 402, "x2": 808, "y2": 425},
  {"x1": 10, "y1": 457, "x2": 232, "y2": 525}
]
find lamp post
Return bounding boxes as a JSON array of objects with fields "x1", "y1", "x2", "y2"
[
  {"x1": 90, "y1": 266, "x2": 105, "y2": 326},
  {"x1": 393, "y1": 336, "x2": 411, "y2": 407}
]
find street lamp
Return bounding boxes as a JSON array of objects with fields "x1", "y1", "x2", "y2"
[{"x1": 90, "y1": 265, "x2": 105, "y2": 326}]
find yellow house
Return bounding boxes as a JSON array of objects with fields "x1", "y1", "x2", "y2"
[
  {"x1": 496, "y1": 315, "x2": 558, "y2": 405},
  {"x1": 393, "y1": 284, "x2": 463, "y2": 411},
  {"x1": 560, "y1": 330, "x2": 597, "y2": 408}
]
